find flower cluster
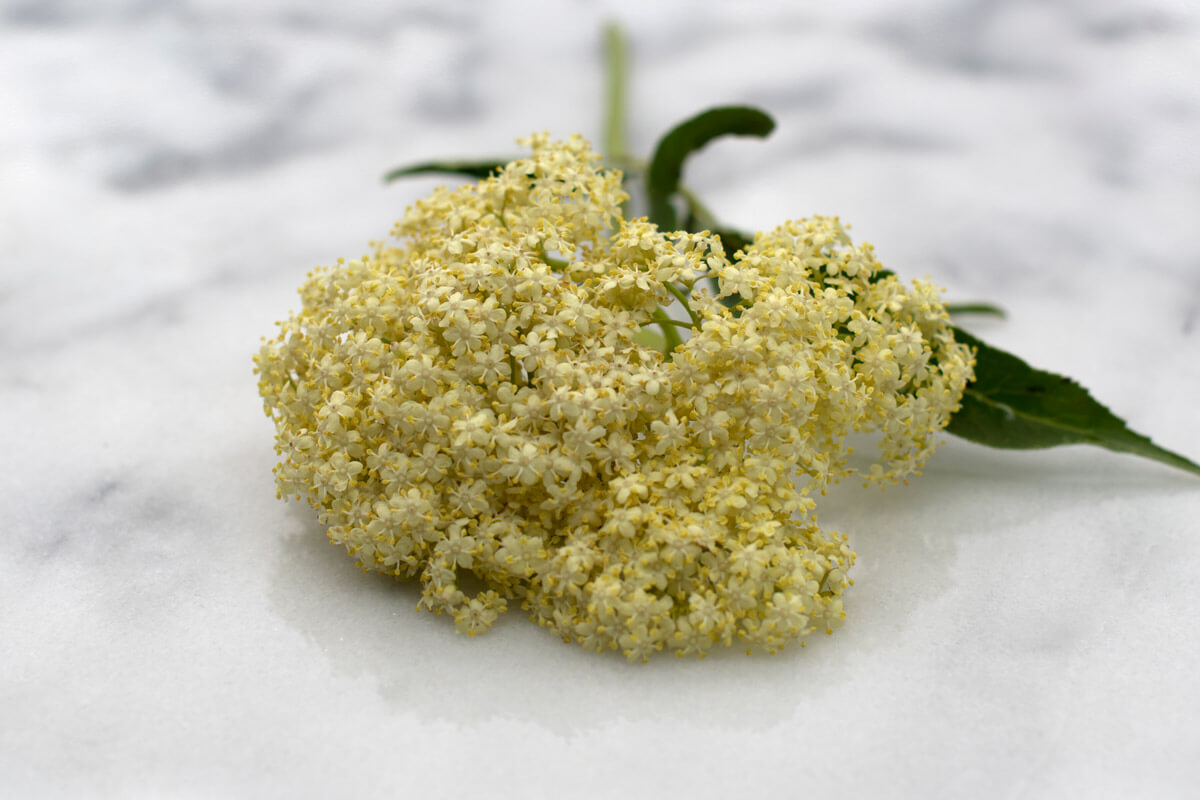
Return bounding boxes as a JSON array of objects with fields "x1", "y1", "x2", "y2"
[{"x1": 254, "y1": 134, "x2": 973, "y2": 660}]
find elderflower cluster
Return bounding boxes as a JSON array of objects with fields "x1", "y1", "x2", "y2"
[{"x1": 254, "y1": 133, "x2": 973, "y2": 661}]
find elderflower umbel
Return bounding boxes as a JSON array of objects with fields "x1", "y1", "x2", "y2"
[{"x1": 254, "y1": 133, "x2": 973, "y2": 660}]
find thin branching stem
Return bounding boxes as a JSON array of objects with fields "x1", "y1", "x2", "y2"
[
  {"x1": 662, "y1": 282, "x2": 703, "y2": 328},
  {"x1": 651, "y1": 307, "x2": 683, "y2": 357}
]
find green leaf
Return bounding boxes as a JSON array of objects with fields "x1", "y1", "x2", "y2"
[
  {"x1": 383, "y1": 159, "x2": 510, "y2": 183},
  {"x1": 946, "y1": 302, "x2": 1007, "y2": 318},
  {"x1": 646, "y1": 106, "x2": 775, "y2": 231},
  {"x1": 947, "y1": 327, "x2": 1200, "y2": 477}
]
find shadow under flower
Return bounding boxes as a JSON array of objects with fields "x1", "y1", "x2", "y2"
[{"x1": 269, "y1": 503, "x2": 862, "y2": 734}]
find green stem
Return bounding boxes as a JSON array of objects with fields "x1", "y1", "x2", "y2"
[
  {"x1": 537, "y1": 246, "x2": 570, "y2": 271},
  {"x1": 603, "y1": 23, "x2": 629, "y2": 163},
  {"x1": 651, "y1": 307, "x2": 683, "y2": 358},
  {"x1": 608, "y1": 154, "x2": 723, "y2": 238},
  {"x1": 603, "y1": 23, "x2": 633, "y2": 220},
  {"x1": 677, "y1": 185, "x2": 718, "y2": 230},
  {"x1": 662, "y1": 282, "x2": 703, "y2": 328}
]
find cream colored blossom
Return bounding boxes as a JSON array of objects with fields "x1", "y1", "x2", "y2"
[{"x1": 254, "y1": 133, "x2": 973, "y2": 660}]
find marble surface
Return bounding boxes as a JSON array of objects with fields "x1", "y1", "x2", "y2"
[{"x1": 3, "y1": 1, "x2": 1200, "y2": 797}]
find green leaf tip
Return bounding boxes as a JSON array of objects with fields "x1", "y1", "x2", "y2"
[
  {"x1": 647, "y1": 106, "x2": 776, "y2": 231},
  {"x1": 946, "y1": 302, "x2": 1007, "y2": 319},
  {"x1": 383, "y1": 159, "x2": 511, "y2": 183},
  {"x1": 947, "y1": 327, "x2": 1200, "y2": 478}
]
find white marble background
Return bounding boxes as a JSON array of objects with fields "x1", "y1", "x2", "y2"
[{"x1": 3, "y1": 0, "x2": 1199, "y2": 797}]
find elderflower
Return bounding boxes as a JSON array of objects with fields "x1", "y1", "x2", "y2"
[{"x1": 254, "y1": 133, "x2": 972, "y2": 661}]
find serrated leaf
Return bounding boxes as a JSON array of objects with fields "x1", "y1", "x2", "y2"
[
  {"x1": 947, "y1": 327, "x2": 1200, "y2": 477},
  {"x1": 646, "y1": 106, "x2": 775, "y2": 231},
  {"x1": 383, "y1": 159, "x2": 511, "y2": 183}
]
